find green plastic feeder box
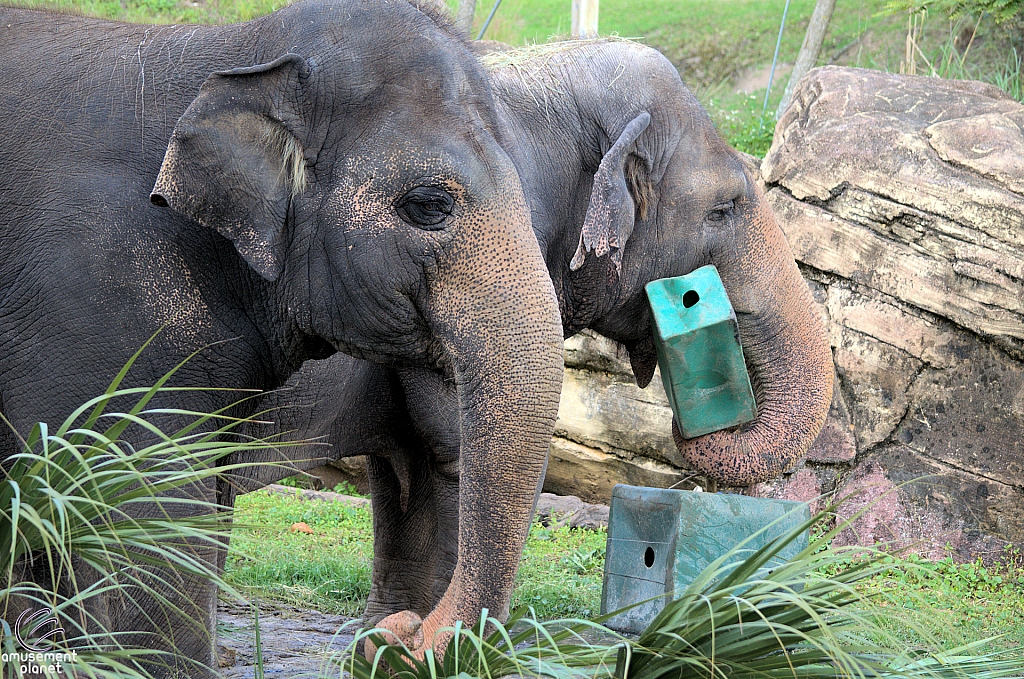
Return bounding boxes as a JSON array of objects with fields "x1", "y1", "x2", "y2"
[
  {"x1": 601, "y1": 485, "x2": 810, "y2": 634},
  {"x1": 646, "y1": 265, "x2": 756, "y2": 439}
]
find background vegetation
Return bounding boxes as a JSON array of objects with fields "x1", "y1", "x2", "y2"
[{"x1": 7, "y1": 0, "x2": 1022, "y2": 156}]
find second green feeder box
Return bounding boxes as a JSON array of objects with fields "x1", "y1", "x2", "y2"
[
  {"x1": 601, "y1": 485, "x2": 811, "y2": 634},
  {"x1": 645, "y1": 266, "x2": 756, "y2": 438}
]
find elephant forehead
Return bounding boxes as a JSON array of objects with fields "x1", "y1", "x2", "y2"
[
  {"x1": 330, "y1": 146, "x2": 471, "y2": 199},
  {"x1": 315, "y1": 24, "x2": 490, "y2": 121},
  {"x1": 665, "y1": 159, "x2": 747, "y2": 207}
]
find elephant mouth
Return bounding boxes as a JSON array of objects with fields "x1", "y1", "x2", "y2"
[
  {"x1": 625, "y1": 335, "x2": 658, "y2": 389},
  {"x1": 326, "y1": 336, "x2": 446, "y2": 372}
]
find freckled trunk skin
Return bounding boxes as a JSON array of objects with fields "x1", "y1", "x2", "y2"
[
  {"x1": 673, "y1": 176, "x2": 834, "y2": 486},
  {"x1": 375, "y1": 169, "x2": 564, "y2": 653}
]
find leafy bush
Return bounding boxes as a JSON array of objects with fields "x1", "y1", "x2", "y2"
[{"x1": 885, "y1": 0, "x2": 1024, "y2": 24}]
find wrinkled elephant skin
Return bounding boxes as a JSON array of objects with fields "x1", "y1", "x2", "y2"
[
  {"x1": 247, "y1": 39, "x2": 834, "y2": 656},
  {"x1": 0, "y1": 2, "x2": 564, "y2": 676}
]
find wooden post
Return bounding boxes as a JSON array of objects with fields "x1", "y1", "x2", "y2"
[
  {"x1": 776, "y1": 0, "x2": 836, "y2": 118},
  {"x1": 571, "y1": 0, "x2": 599, "y2": 39},
  {"x1": 456, "y1": 0, "x2": 477, "y2": 36}
]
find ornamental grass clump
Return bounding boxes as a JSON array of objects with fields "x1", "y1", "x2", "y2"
[
  {"x1": 343, "y1": 505, "x2": 1024, "y2": 679},
  {"x1": 0, "y1": 345, "x2": 296, "y2": 678},
  {"x1": 614, "y1": 508, "x2": 1022, "y2": 679},
  {"x1": 335, "y1": 608, "x2": 619, "y2": 679}
]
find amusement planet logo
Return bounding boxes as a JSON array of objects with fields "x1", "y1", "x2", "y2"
[{"x1": 1, "y1": 609, "x2": 77, "y2": 675}]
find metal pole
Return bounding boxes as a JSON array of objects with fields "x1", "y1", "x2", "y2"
[
  {"x1": 763, "y1": 0, "x2": 792, "y2": 115},
  {"x1": 477, "y1": 0, "x2": 504, "y2": 40}
]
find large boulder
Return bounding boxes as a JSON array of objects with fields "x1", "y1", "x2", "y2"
[
  {"x1": 544, "y1": 331, "x2": 692, "y2": 501},
  {"x1": 758, "y1": 66, "x2": 1024, "y2": 558}
]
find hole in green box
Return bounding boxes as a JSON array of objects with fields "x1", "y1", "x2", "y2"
[
  {"x1": 644, "y1": 546, "x2": 655, "y2": 568},
  {"x1": 682, "y1": 290, "x2": 700, "y2": 308}
]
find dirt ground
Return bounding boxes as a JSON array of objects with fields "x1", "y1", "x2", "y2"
[
  {"x1": 217, "y1": 601, "x2": 357, "y2": 678},
  {"x1": 733, "y1": 62, "x2": 793, "y2": 94}
]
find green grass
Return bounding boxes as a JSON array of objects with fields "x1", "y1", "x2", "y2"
[
  {"x1": 227, "y1": 489, "x2": 1024, "y2": 656},
  {"x1": 225, "y1": 488, "x2": 606, "y2": 619},
  {"x1": 865, "y1": 551, "x2": 1024, "y2": 653},
  {"x1": 225, "y1": 489, "x2": 374, "y2": 615},
  {"x1": 510, "y1": 523, "x2": 606, "y2": 619}
]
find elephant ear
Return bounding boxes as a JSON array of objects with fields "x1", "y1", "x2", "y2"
[
  {"x1": 151, "y1": 54, "x2": 310, "y2": 282},
  {"x1": 569, "y1": 111, "x2": 652, "y2": 274}
]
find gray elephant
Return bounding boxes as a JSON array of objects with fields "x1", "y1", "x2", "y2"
[
  {"x1": 249, "y1": 38, "x2": 835, "y2": 653},
  {"x1": 0, "y1": 1, "x2": 564, "y2": 675}
]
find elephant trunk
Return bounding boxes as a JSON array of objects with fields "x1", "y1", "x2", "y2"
[
  {"x1": 673, "y1": 175, "x2": 833, "y2": 486},
  {"x1": 417, "y1": 168, "x2": 565, "y2": 639}
]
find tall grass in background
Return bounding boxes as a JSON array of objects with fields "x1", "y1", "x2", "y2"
[
  {"x1": 933, "y1": 40, "x2": 1023, "y2": 98},
  {"x1": 0, "y1": 346, "x2": 296, "y2": 677},
  {"x1": 884, "y1": 3, "x2": 1024, "y2": 102}
]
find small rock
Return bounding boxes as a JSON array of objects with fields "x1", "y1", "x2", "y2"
[
  {"x1": 217, "y1": 644, "x2": 237, "y2": 668},
  {"x1": 535, "y1": 492, "x2": 609, "y2": 530},
  {"x1": 265, "y1": 484, "x2": 371, "y2": 508}
]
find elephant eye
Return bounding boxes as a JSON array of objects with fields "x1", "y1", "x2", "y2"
[
  {"x1": 707, "y1": 201, "x2": 735, "y2": 224},
  {"x1": 396, "y1": 186, "x2": 455, "y2": 229}
]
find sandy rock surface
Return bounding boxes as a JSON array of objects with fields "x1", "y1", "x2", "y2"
[{"x1": 756, "y1": 66, "x2": 1024, "y2": 558}]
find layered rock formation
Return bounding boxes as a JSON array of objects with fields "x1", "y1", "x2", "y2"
[
  {"x1": 757, "y1": 66, "x2": 1024, "y2": 558},
  {"x1": 545, "y1": 331, "x2": 689, "y2": 499}
]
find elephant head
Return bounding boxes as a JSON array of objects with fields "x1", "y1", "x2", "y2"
[
  {"x1": 484, "y1": 39, "x2": 833, "y2": 486},
  {"x1": 148, "y1": 0, "x2": 563, "y2": 660}
]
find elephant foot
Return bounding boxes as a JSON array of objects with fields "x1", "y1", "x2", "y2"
[
  {"x1": 363, "y1": 598, "x2": 457, "y2": 664},
  {"x1": 363, "y1": 610, "x2": 422, "y2": 664}
]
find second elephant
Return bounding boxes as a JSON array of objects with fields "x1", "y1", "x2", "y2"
[{"x1": 245, "y1": 38, "x2": 834, "y2": 652}]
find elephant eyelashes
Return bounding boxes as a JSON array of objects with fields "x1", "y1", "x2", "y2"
[
  {"x1": 396, "y1": 186, "x2": 455, "y2": 228},
  {"x1": 707, "y1": 201, "x2": 735, "y2": 223}
]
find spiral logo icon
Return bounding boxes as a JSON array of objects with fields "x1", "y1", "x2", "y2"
[{"x1": 15, "y1": 608, "x2": 64, "y2": 652}]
